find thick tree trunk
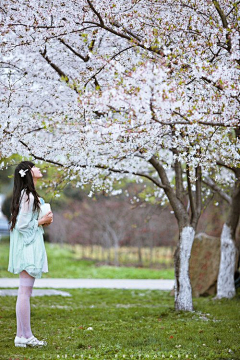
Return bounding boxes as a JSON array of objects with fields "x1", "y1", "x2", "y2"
[
  {"x1": 216, "y1": 224, "x2": 237, "y2": 299},
  {"x1": 174, "y1": 226, "x2": 195, "y2": 311},
  {"x1": 216, "y1": 173, "x2": 240, "y2": 299}
]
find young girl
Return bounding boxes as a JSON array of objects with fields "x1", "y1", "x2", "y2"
[{"x1": 8, "y1": 161, "x2": 53, "y2": 348}]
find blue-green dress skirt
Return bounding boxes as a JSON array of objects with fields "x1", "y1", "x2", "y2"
[{"x1": 8, "y1": 189, "x2": 48, "y2": 279}]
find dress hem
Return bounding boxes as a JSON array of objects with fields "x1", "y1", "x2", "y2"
[{"x1": 8, "y1": 267, "x2": 48, "y2": 279}]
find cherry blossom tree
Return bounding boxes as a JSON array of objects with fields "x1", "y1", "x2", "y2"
[
  {"x1": 0, "y1": 0, "x2": 239, "y2": 310},
  {"x1": 204, "y1": 129, "x2": 240, "y2": 299}
]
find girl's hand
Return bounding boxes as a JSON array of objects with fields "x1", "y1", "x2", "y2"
[
  {"x1": 43, "y1": 223, "x2": 51, "y2": 227},
  {"x1": 38, "y1": 211, "x2": 53, "y2": 226}
]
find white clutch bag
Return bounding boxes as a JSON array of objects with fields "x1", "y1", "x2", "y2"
[{"x1": 38, "y1": 203, "x2": 52, "y2": 219}]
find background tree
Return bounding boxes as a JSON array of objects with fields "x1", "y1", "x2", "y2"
[{"x1": 204, "y1": 136, "x2": 240, "y2": 300}]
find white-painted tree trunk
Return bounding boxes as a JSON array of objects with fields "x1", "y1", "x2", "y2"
[
  {"x1": 216, "y1": 224, "x2": 236, "y2": 299},
  {"x1": 174, "y1": 226, "x2": 195, "y2": 311}
]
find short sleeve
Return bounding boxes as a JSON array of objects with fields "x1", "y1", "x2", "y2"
[{"x1": 15, "y1": 191, "x2": 39, "y2": 246}]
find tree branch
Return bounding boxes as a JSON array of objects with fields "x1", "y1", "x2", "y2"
[
  {"x1": 3, "y1": 23, "x2": 65, "y2": 29},
  {"x1": 82, "y1": 21, "x2": 165, "y2": 56},
  {"x1": 192, "y1": 165, "x2": 202, "y2": 227},
  {"x1": 201, "y1": 76, "x2": 224, "y2": 91},
  {"x1": 110, "y1": 20, "x2": 142, "y2": 42},
  {"x1": 212, "y1": 1, "x2": 232, "y2": 52},
  {"x1": 170, "y1": 126, "x2": 184, "y2": 203},
  {"x1": 23, "y1": 127, "x2": 45, "y2": 136},
  {"x1": 84, "y1": 45, "x2": 134, "y2": 88},
  {"x1": 59, "y1": 39, "x2": 90, "y2": 62},
  {"x1": 98, "y1": 165, "x2": 167, "y2": 189},
  {"x1": 203, "y1": 176, "x2": 232, "y2": 204},
  {"x1": 226, "y1": 1, "x2": 240, "y2": 17},
  {"x1": 39, "y1": 46, "x2": 68, "y2": 80},
  {"x1": 186, "y1": 163, "x2": 195, "y2": 222},
  {"x1": 173, "y1": 152, "x2": 184, "y2": 203},
  {"x1": 86, "y1": 0, "x2": 104, "y2": 26},
  {"x1": 19, "y1": 140, "x2": 64, "y2": 167},
  {"x1": 0, "y1": 61, "x2": 27, "y2": 74},
  {"x1": 172, "y1": 110, "x2": 235, "y2": 127},
  {"x1": 39, "y1": 46, "x2": 79, "y2": 93},
  {"x1": 216, "y1": 160, "x2": 238, "y2": 174},
  {"x1": 149, "y1": 155, "x2": 189, "y2": 227},
  {"x1": 212, "y1": 0, "x2": 228, "y2": 28}
]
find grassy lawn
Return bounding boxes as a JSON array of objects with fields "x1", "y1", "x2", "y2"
[
  {"x1": 0, "y1": 238, "x2": 240, "y2": 359},
  {"x1": 0, "y1": 288, "x2": 239, "y2": 360},
  {"x1": 0, "y1": 238, "x2": 174, "y2": 280}
]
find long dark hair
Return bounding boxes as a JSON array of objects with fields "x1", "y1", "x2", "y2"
[{"x1": 10, "y1": 161, "x2": 41, "y2": 231}]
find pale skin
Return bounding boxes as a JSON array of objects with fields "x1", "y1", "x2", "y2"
[{"x1": 30, "y1": 166, "x2": 53, "y2": 226}]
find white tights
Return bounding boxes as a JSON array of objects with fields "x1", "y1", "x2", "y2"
[{"x1": 16, "y1": 270, "x2": 35, "y2": 339}]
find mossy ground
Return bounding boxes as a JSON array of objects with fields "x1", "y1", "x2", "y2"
[{"x1": 0, "y1": 288, "x2": 239, "y2": 360}]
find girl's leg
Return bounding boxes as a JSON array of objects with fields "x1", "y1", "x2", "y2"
[
  {"x1": 16, "y1": 297, "x2": 22, "y2": 338},
  {"x1": 16, "y1": 270, "x2": 35, "y2": 339}
]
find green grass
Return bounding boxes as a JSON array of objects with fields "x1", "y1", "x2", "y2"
[
  {"x1": 0, "y1": 288, "x2": 239, "y2": 360},
  {"x1": 0, "y1": 238, "x2": 174, "y2": 279},
  {"x1": 1, "y1": 237, "x2": 239, "y2": 359}
]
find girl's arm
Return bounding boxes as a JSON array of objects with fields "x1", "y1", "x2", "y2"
[{"x1": 15, "y1": 191, "x2": 39, "y2": 246}]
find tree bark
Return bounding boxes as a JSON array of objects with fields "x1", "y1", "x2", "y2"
[
  {"x1": 174, "y1": 226, "x2": 195, "y2": 311},
  {"x1": 216, "y1": 172, "x2": 240, "y2": 299},
  {"x1": 216, "y1": 224, "x2": 237, "y2": 298}
]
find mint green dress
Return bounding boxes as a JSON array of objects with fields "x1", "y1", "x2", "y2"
[{"x1": 8, "y1": 189, "x2": 48, "y2": 279}]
